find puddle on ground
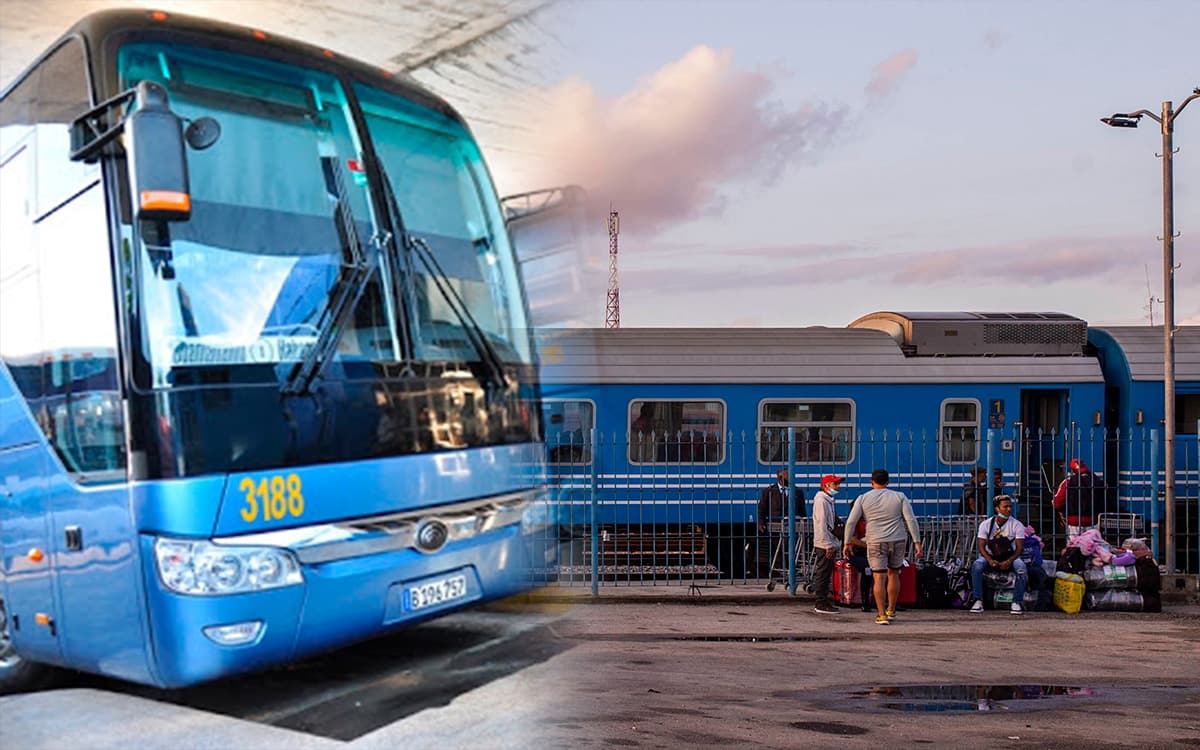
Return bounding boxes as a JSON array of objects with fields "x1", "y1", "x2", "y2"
[
  {"x1": 779, "y1": 683, "x2": 1200, "y2": 713},
  {"x1": 846, "y1": 684, "x2": 1094, "y2": 712},
  {"x1": 671, "y1": 635, "x2": 838, "y2": 643}
]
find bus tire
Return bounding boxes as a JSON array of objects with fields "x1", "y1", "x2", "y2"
[{"x1": 0, "y1": 598, "x2": 54, "y2": 695}]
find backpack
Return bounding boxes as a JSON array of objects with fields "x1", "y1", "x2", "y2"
[
  {"x1": 1058, "y1": 546, "x2": 1086, "y2": 574},
  {"x1": 916, "y1": 564, "x2": 954, "y2": 609},
  {"x1": 984, "y1": 518, "x2": 1015, "y2": 561}
]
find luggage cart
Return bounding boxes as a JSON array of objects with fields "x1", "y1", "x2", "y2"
[
  {"x1": 765, "y1": 518, "x2": 817, "y2": 592},
  {"x1": 1097, "y1": 513, "x2": 1144, "y2": 546}
]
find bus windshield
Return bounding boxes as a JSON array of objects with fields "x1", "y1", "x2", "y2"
[
  {"x1": 354, "y1": 83, "x2": 531, "y2": 366},
  {"x1": 118, "y1": 43, "x2": 531, "y2": 392}
]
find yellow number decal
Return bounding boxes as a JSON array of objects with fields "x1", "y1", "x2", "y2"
[
  {"x1": 286, "y1": 474, "x2": 304, "y2": 517},
  {"x1": 239, "y1": 477, "x2": 258, "y2": 522},
  {"x1": 239, "y1": 474, "x2": 305, "y2": 523},
  {"x1": 257, "y1": 478, "x2": 270, "y2": 520},
  {"x1": 270, "y1": 476, "x2": 286, "y2": 520}
]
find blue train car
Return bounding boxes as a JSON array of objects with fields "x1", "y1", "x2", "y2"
[
  {"x1": 1090, "y1": 326, "x2": 1200, "y2": 570},
  {"x1": 538, "y1": 313, "x2": 1113, "y2": 571}
]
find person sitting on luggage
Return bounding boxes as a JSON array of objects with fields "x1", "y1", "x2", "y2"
[
  {"x1": 811, "y1": 474, "x2": 846, "y2": 614},
  {"x1": 844, "y1": 519, "x2": 874, "y2": 612},
  {"x1": 1053, "y1": 459, "x2": 1107, "y2": 537},
  {"x1": 969, "y1": 495, "x2": 1028, "y2": 615}
]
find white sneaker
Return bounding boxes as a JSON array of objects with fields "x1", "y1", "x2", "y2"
[
  {"x1": 1011, "y1": 603, "x2": 1024, "y2": 615},
  {"x1": 970, "y1": 600, "x2": 984, "y2": 613}
]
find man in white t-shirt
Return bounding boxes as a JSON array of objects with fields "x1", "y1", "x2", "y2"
[{"x1": 969, "y1": 495, "x2": 1027, "y2": 615}]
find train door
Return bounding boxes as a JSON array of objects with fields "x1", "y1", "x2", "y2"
[{"x1": 1019, "y1": 389, "x2": 1068, "y2": 523}]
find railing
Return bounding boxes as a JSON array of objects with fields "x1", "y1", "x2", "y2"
[{"x1": 536, "y1": 424, "x2": 1200, "y2": 588}]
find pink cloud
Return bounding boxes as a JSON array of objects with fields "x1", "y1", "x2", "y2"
[
  {"x1": 864, "y1": 49, "x2": 918, "y2": 99},
  {"x1": 621, "y1": 234, "x2": 1162, "y2": 294},
  {"x1": 529, "y1": 45, "x2": 849, "y2": 234}
]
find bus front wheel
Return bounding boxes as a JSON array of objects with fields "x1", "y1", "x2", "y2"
[{"x1": 0, "y1": 597, "x2": 53, "y2": 695}]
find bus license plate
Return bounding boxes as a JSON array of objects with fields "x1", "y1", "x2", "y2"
[{"x1": 404, "y1": 574, "x2": 467, "y2": 613}]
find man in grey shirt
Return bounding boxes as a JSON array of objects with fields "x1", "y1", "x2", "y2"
[{"x1": 842, "y1": 468, "x2": 922, "y2": 625}]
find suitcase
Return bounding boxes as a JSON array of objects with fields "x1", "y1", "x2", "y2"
[
  {"x1": 833, "y1": 559, "x2": 860, "y2": 605},
  {"x1": 898, "y1": 560, "x2": 917, "y2": 605},
  {"x1": 1134, "y1": 558, "x2": 1161, "y2": 594}
]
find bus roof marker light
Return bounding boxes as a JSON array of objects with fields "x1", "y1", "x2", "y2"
[
  {"x1": 253, "y1": 30, "x2": 267, "y2": 40},
  {"x1": 322, "y1": 49, "x2": 335, "y2": 59},
  {"x1": 149, "y1": 10, "x2": 168, "y2": 21}
]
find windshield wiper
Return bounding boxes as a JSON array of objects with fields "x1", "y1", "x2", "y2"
[
  {"x1": 374, "y1": 164, "x2": 512, "y2": 396},
  {"x1": 281, "y1": 157, "x2": 377, "y2": 396}
]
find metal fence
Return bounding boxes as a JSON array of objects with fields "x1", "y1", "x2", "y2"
[{"x1": 536, "y1": 425, "x2": 1200, "y2": 590}]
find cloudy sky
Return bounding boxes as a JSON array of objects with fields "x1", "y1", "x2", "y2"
[{"x1": 521, "y1": 0, "x2": 1199, "y2": 328}]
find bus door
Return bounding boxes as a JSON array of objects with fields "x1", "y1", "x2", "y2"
[
  {"x1": 0, "y1": 452, "x2": 63, "y2": 666},
  {"x1": 1019, "y1": 388, "x2": 1067, "y2": 519}
]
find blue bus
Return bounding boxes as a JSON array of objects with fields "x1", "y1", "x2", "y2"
[{"x1": 0, "y1": 9, "x2": 546, "y2": 691}]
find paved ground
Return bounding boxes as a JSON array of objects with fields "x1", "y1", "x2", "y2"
[{"x1": 3, "y1": 589, "x2": 1200, "y2": 749}]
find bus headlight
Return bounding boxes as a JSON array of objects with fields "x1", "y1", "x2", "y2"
[{"x1": 154, "y1": 538, "x2": 302, "y2": 595}]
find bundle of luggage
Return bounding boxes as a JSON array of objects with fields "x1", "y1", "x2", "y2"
[
  {"x1": 1055, "y1": 533, "x2": 1160, "y2": 613},
  {"x1": 832, "y1": 558, "x2": 917, "y2": 610}
]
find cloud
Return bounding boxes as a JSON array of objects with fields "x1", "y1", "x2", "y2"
[
  {"x1": 529, "y1": 45, "x2": 849, "y2": 234},
  {"x1": 621, "y1": 234, "x2": 1162, "y2": 296},
  {"x1": 864, "y1": 49, "x2": 918, "y2": 100}
]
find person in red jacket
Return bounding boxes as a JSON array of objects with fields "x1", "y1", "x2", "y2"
[{"x1": 1053, "y1": 459, "x2": 1107, "y2": 537}]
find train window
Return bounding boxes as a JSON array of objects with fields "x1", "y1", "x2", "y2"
[
  {"x1": 1178, "y1": 394, "x2": 1200, "y2": 435},
  {"x1": 544, "y1": 399, "x2": 595, "y2": 464},
  {"x1": 758, "y1": 400, "x2": 854, "y2": 464},
  {"x1": 628, "y1": 399, "x2": 725, "y2": 465},
  {"x1": 940, "y1": 399, "x2": 980, "y2": 464}
]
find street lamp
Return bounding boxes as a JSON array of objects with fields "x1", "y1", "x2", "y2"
[{"x1": 1102, "y1": 86, "x2": 1200, "y2": 573}]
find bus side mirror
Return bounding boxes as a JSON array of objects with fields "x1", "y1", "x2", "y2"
[{"x1": 126, "y1": 81, "x2": 191, "y2": 222}]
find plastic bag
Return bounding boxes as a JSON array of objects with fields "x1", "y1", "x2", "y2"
[{"x1": 1053, "y1": 572, "x2": 1085, "y2": 614}]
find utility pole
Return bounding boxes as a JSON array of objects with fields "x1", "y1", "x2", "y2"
[
  {"x1": 606, "y1": 208, "x2": 620, "y2": 329},
  {"x1": 1102, "y1": 86, "x2": 1200, "y2": 572}
]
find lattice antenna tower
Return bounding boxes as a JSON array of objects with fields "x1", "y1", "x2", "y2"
[
  {"x1": 606, "y1": 208, "x2": 620, "y2": 328},
  {"x1": 1144, "y1": 264, "x2": 1156, "y2": 327}
]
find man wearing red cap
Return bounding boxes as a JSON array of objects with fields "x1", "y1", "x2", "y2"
[
  {"x1": 811, "y1": 474, "x2": 846, "y2": 614},
  {"x1": 1053, "y1": 459, "x2": 1108, "y2": 537}
]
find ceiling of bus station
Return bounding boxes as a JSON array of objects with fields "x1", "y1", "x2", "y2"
[{"x1": 0, "y1": 0, "x2": 559, "y2": 193}]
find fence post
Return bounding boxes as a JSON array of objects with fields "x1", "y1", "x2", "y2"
[
  {"x1": 787, "y1": 426, "x2": 797, "y2": 596},
  {"x1": 590, "y1": 428, "x2": 599, "y2": 597},
  {"x1": 1149, "y1": 429, "x2": 1160, "y2": 563},
  {"x1": 986, "y1": 428, "x2": 997, "y2": 512}
]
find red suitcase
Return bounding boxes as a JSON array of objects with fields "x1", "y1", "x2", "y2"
[
  {"x1": 833, "y1": 559, "x2": 861, "y2": 605},
  {"x1": 898, "y1": 560, "x2": 917, "y2": 605}
]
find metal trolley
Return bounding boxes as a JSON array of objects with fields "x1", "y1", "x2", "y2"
[{"x1": 764, "y1": 518, "x2": 820, "y2": 592}]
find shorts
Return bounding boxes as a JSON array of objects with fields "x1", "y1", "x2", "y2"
[{"x1": 866, "y1": 540, "x2": 906, "y2": 571}]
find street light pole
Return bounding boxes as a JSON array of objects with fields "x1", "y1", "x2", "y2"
[
  {"x1": 1102, "y1": 86, "x2": 1199, "y2": 573},
  {"x1": 1161, "y1": 99, "x2": 1176, "y2": 576}
]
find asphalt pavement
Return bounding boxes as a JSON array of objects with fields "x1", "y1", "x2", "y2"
[{"x1": 3, "y1": 590, "x2": 1199, "y2": 749}]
